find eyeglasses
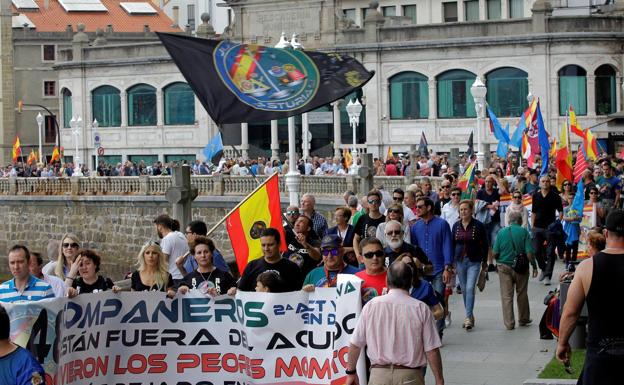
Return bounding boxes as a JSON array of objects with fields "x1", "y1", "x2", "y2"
[
  {"x1": 322, "y1": 248, "x2": 340, "y2": 257},
  {"x1": 368, "y1": 199, "x2": 380, "y2": 205},
  {"x1": 63, "y1": 242, "x2": 79, "y2": 248},
  {"x1": 451, "y1": 193, "x2": 460, "y2": 197},
  {"x1": 285, "y1": 211, "x2": 299, "y2": 216},
  {"x1": 385, "y1": 230, "x2": 402, "y2": 236},
  {"x1": 363, "y1": 250, "x2": 385, "y2": 259}
]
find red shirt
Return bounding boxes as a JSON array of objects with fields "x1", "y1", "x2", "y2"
[
  {"x1": 355, "y1": 270, "x2": 388, "y2": 304},
  {"x1": 385, "y1": 163, "x2": 398, "y2": 176}
]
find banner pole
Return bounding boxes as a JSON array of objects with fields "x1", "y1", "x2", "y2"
[{"x1": 206, "y1": 172, "x2": 279, "y2": 237}]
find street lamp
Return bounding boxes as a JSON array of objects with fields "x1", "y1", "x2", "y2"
[
  {"x1": 470, "y1": 78, "x2": 487, "y2": 169},
  {"x1": 275, "y1": 32, "x2": 300, "y2": 206},
  {"x1": 346, "y1": 98, "x2": 362, "y2": 174},
  {"x1": 36, "y1": 112, "x2": 44, "y2": 164},
  {"x1": 92, "y1": 119, "x2": 99, "y2": 174},
  {"x1": 70, "y1": 115, "x2": 83, "y2": 176}
]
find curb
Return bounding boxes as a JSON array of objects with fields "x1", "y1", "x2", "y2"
[{"x1": 523, "y1": 380, "x2": 577, "y2": 385}]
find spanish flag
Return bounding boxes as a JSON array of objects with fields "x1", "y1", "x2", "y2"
[
  {"x1": 457, "y1": 160, "x2": 476, "y2": 192},
  {"x1": 12, "y1": 136, "x2": 21, "y2": 163},
  {"x1": 225, "y1": 173, "x2": 286, "y2": 274},
  {"x1": 555, "y1": 122, "x2": 573, "y2": 190},
  {"x1": 569, "y1": 105, "x2": 584, "y2": 139},
  {"x1": 50, "y1": 146, "x2": 60, "y2": 164},
  {"x1": 27, "y1": 149, "x2": 37, "y2": 165},
  {"x1": 386, "y1": 146, "x2": 393, "y2": 162},
  {"x1": 343, "y1": 148, "x2": 353, "y2": 168},
  {"x1": 583, "y1": 128, "x2": 598, "y2": 161}
]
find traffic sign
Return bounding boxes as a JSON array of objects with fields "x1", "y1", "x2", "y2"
[
  {"x1": 97, "y1": 147, "x2": 104, "y2": 156},
  {"x1": 94, "y1": 132, "x2": 101, "y2": 146}
]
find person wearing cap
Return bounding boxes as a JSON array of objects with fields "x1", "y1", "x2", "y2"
[
  {"x1": 557, "y1": 210, "x2": 624, "y2": 385},
  {"x1": 302, "y1": 235, "x2": 360, "y2": 290}
]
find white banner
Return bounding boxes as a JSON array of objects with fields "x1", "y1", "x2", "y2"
[{"x1": 5, "y1": 276, "x2": 363, "y2": 385}]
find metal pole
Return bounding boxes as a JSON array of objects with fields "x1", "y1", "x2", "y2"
[
  {"x1": 36, "y1": 113, "x2": 43, "y2": 164},
  {"x1": 285, "y1": 116, "x2": 300, "y2": 206}
]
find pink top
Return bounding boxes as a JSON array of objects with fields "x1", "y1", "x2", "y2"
[{"x1": 350, "y1": 288, "x2": 442, "y2": 368}]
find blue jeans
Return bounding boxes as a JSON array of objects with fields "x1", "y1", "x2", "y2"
[
  {"x1": 455, "y1": 258, "x2": 482, "y2": 318},
  {"x1": 428, "y1": 272, "x2": 445, "y2": 334}
]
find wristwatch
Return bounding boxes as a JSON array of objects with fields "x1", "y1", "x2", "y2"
[{"x1": 346, "y1": 368, "x2": 357, "y2": 375}]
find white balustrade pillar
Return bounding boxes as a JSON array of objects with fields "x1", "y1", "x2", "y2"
[
  {"x1": 241, "y1": 122, "x2": 249, "y2": 160},
  {"x1": 285, "y1": 116, "x2": 301, "y2": 207},
  {"x1": 333, "y1": 101, "x2": 342, "y2": 158},
  {"x1": 302, "y1": 112, "x2": 310, "y2": 161},
  {"x1": 270, "y1": 120, "x2": 279, "y2": 161}
]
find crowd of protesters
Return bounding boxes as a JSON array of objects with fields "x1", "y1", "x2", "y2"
[{"x1": 1, "y1": 147, "x2": 623, "y2": 385}]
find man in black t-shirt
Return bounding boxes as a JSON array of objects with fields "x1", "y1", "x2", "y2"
[
  {"x1": 283, "y1": 216, "x2": 322, "y2": 276},
  {"x1": 230, "y1": 228, "x2": 303, "y2": 293},
  {"x1": 531, "y1": 176, "x2": 563, "y2": 285},
  {"x1": 353, "y1": 190, "x2": 386, "y2": 259}
]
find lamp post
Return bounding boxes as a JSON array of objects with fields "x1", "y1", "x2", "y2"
[
  {"x1": 92, "y1": 119, "x2": 99, "y2": 174},
  {"x1": 70, "y1": 115, "x2": 83, "y2": 176},
  {"x1": 346, "y1": 98, "x2": 362, "y2": 174},
  {"x1": 470, "y1": 78, "x2": 487, "y2": 169},
  {"x1": 275, "y1": 32, "x2": 301, "y2": 206},
  {"x1": 36, "y1": 112, "x2": 44, "y2": 164}
]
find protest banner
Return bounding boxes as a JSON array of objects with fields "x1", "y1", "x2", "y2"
[
  {"x1": 577, "y1": 203, "x2": 596, "y2": 259},
  {"x1": 4, "y1": 275, "x2": 363, "y2": 385}
]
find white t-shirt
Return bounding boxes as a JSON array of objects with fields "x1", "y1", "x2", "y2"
[
  {"x1": 43, "y1": 274, "x2": 67, "y2": 298},
  {"x1": 160, "y1": 231, "x2": 188, "y2": 279}
]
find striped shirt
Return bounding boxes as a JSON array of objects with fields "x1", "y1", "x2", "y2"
[{"x1": 0, "y1": 275, "x2": 54, "y2": 303}]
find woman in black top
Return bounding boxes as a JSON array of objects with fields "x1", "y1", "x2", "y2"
[
  {"x1": 177, "y1": 236, "x2": 235, "y2": 296},
  {"x1": 65, "y1": 249, "x2": 116, "y2": 297},
  {"x1": 131, "y1": 242, "x2": 175, "y2": 298}
]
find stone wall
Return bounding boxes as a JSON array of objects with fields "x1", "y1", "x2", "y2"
[{"x1": 0, "y1": 195, "x2": 341, "y2": 280}]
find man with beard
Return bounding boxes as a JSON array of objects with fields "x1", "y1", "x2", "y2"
[
  {"x1": 383, "y1": 220, "x2": 431, "y2": 273},
  {"x1": 283, "y1": 215, "x2": 322, "y2": 276},
  {"x1": 302, "y1": 235, "x2": 360, "y2": 289},
  {"x1": 154, "y1": 214, "x2": 188, "y2": 282}
]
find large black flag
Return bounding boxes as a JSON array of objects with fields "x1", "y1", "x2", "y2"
[
  {"x1": 157, "y1": 33, "x2": 375, "y2": 124},
  {"x1": 467, "y1": 131, "x2": 474, "y2": 158}
]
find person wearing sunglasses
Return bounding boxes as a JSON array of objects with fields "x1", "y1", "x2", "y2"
[
  {"x1": 505, "y1": 192, "x2": 529, "y2": 228},
  {"x1": 283, "y1": 216, "x2": 322, "y2": 276},
  {"x1": 354, "y1": 237, "x2": 388, "y2": 304},
  {"x1": 302, "y1": 235, "x2": 360, "y2": 291},
  {"x1": 283, "y1": 206, "x2": 300, "y2": 227},
  {"x1": 42, "y1": 233, "x2": 81, "y2": 280},
  {"x1": 441, "y1": 187, "x2": 462, "y2": 228},
  {"x1": 353, "y1": 190, "x2": 386, "y2": 261},
  {"x1": 587, "y1": 186, "x2": 606, "y2": 228},
  {"x1": 433, "y1": 181, "x2": 452, "y2": 216},
  {"x1": 475, "y1": 175, "x2": 501, "y2": 272},
  {"x1": 377, "y1": 204, "x2": 412, "y2": 246}
]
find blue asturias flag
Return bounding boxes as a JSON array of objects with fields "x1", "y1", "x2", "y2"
[
  {"x1": 535, "y1": 102, "x2": 550, "y2": 177},
  {"x1": 496, "y1": 124, "x2": 511, "y2": 159},
  {"x1": 487, "y1": 107, "x2": 511, "y2": 144},
  {"x1": 203, "y1": 131, "x2": 224, "y2": 164}
]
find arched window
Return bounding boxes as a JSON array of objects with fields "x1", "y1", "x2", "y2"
[
  {"x1": 389, "y1": 72, "x2": 429, "y2": 119},
  {"x1": 437, "y1": 70, "x2": 476, "y2": 118},
  {"x1": 92, "y1": 86, "x2": 121, "y2": 127},
  {"x1": 164, "y1": 82, "x2": 195, "y2": 125},
  {"x1": 486, "y1": 67, "x2": 528, "y2": 117},
  {"x1": 558, "y1": 65, "x2": 587, "y2": 116},
  {"x1": 127, "y1": 84, "x2": 156, "y2": 126},
  {"x1": 62, "y1": 88, "x2": 72, "y2": 128},
  {"x1": 595, "y1": 65, "x2": 616, "y2": 116}
]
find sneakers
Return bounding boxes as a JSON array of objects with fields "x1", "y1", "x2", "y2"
[
  {"x1": 519, "y1": 319, "x2": 533, "y2": 326},
  {"x1": 456, "y1": 285, "x2": 462, "y2": 294},
  {"x1": 544, "y1": 277, "x2": 551, "y2": 286},
  {"x1": 487, "y1": 264, "x2": 497, "y2": 272},
  {"x1": 445, "y1": 311, "x2": 452, "y2": 328},
  {"x1": 538, "y1": 271, "x2": 545, "y2": 281}
]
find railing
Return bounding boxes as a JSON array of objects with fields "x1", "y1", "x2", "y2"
[{"x1": 0, "y1": 175, "x2": 443, "y2": 197}]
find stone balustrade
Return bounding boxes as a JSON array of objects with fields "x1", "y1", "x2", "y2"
[{"x1": 0, "y1": 175, "x2": 443, "y2": 197}]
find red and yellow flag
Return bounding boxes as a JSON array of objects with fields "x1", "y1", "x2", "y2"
[
  {"x1": 457, "y1": 161, "x2": 475, "y2": 191},
  {"x1": 343, "y1": 148, "x2": 353, "y2": 168},
  {"x1": 573, "y1": 145, "x2": 589, "y2": 183},
  {"x1": 555, "y1": 122, "x2": 573, "y2": 190},
  {"x1": 225, "y1": 173, "x2": 286, "y2": 274},
  {"x1": 27, "y1": 149, "x2": 37, "y2": 165},
  {"x1": 50, "y1": 146, "x2": 60, "y2": 164},
  {"x1": 12, "y1": 136, "x2": 21, "y2": 163},
  {"x1": 386, "y1": 146, "x2": 393, "y2": 162},
  {"x1": 569, "y1": 105, "x2": 584, "y2": 139},
  {"x1": 583, "y1": 128, "x2": 598, "y2": 161}
]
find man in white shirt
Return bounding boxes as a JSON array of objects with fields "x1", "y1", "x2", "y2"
[
  {"x1": 154, "y1": 214, "x2": 187, "y2": 281},
  {"x1": 29, "y1": 252, "x2": 66, "y2": 298}
]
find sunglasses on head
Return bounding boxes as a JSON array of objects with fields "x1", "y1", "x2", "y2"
[
  {"x1": 363, "y1": 250, "x2": 385, "y2": 259},
  {"x1": 322, "y1": 248, "x2": 340, "y2": 257},
  {"x1": 63, "y1": 242, "x2": 79, "y2": 248}
]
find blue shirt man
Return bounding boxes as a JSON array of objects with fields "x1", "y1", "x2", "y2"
[
  {"x1": 0, "y1": 305, "x2": 46, "y2": 385},
  {"x1": 0, "y1": 246, "x2": 53, "y2": 303}
]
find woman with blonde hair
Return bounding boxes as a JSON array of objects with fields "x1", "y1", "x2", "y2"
[
  {"x1": 131, "y1": 242, "x2": 175, "y2": 298},
  {"x1": 42, "y1": 233, "x2": 81, "y2": 280}
]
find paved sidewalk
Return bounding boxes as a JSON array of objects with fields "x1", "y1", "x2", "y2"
[{"x1": 425, "y1": 262, "x2": 565, "y2": 385}]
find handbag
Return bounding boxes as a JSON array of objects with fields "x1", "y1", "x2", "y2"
[
  {"x1": 508, "y1": 228, "x2": 530, "y2": 274},
  {"x1": 477, "y1": 268, "x2": 488, "y2": 292}
]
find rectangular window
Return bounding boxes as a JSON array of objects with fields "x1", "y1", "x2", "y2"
[
  {"x1": 390, "y1": 80, "x2": 428, "y2": 119},
  {"x1": 343, "y1": 8, "x2": 356, "y2": 23},
  {"x1": 559, "y1": 76, "x2": 587, "y2": 116},
  {"x1": 42, "y1": 45, "x2": 55, "y2": 61},
  {"x1": 362, "y1": 7, "x2": 369, "y2": 21},
  {"x1": 187, "y1": 4, "x2": 195, "y2": 30},
  {"x1": 382, "y1": 6, "x2": 396, "y2": 16},
  {"x1": 464, "y1": 0, "x2": 479, "y2": 21},
  {"x1": 487, "y1": 0, "x2": 501, "y2": 20},
  {"x1": 43, "y1": 81, "x2": 56, "y2": 97},
  {"x1": 443, "y1": 2, "x2": 458, "y2": 22},
  {"x1": 509, "y1": 0, "x2": 523, "y2": 18},
  {"x1": 402, "y1": 5, "x2": 417, "y2": 23},
  {"x1": 45, "y1": 116, "x2": 55, "y2": 143}
]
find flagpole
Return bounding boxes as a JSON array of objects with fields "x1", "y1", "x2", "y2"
[{"x1": 206, "y1": 172, "x2": 280, "y2": 237}]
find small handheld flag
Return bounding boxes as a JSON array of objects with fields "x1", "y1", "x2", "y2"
[{"x1": 203, "y1": 131, "x2": 224, "y2": 164}]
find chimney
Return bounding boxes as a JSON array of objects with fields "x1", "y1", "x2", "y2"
[{"x1": 172, "y1": 6, "x2": 179, "y2": 27}]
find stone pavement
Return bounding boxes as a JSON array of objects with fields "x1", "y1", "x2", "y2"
[{"x1": 425, "y1": 261, "x2": 567, "y2": 385}]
